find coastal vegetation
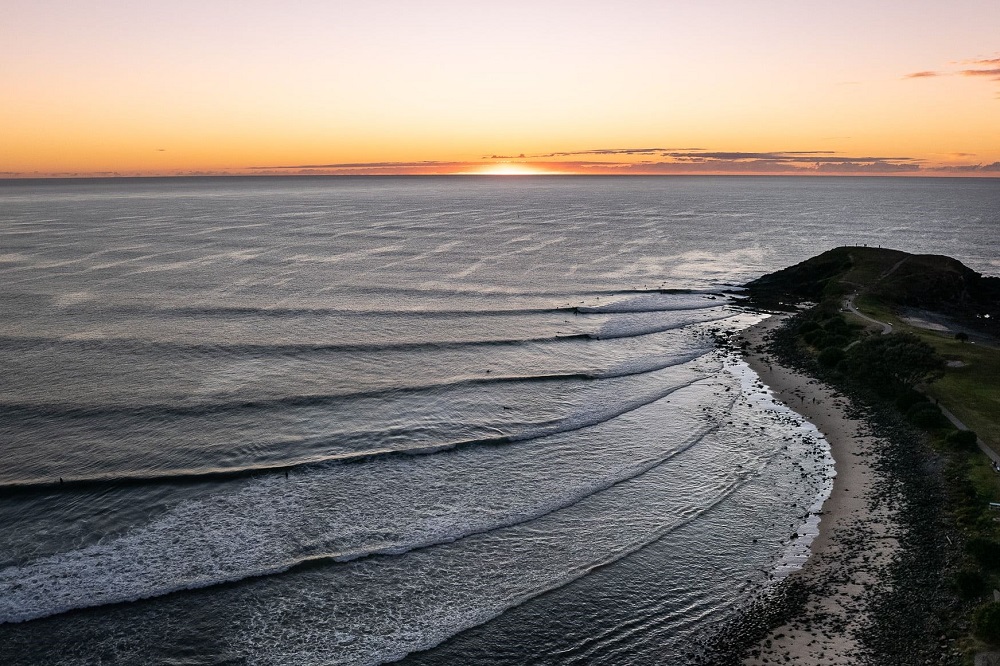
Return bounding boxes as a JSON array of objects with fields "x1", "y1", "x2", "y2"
[{"x1": 745, "y1": 246, "x2": 1000, "y2": 663}]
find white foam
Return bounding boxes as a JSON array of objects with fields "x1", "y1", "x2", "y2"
[
  {"x1": 592, "y1": 309, "x2": 731, "y2": 339},
  {"x1": 230, "y1": 419, "x2": 767, "y2": 666},
  {"x1": 0, "y1": 368, "x2": 728, "y2": 624},
  {"x1": 724, "y1": 359, "x2": 836, "y2": 581},
  {"x1": 577, "y1": 292, "x2": 730, "y2": 314}
]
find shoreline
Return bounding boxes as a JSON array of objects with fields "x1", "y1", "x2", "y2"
[{"x1": 737, "y1": 313, "x2": 899, "y2": 664}]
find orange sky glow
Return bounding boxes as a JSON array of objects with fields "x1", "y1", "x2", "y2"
[{"x1": 2, "y1": 1, "x2": 999, "y2": 178}]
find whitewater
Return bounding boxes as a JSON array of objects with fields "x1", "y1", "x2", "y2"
[{"x1": 0, "y1": 175, "x2": 996, "y2": 664}]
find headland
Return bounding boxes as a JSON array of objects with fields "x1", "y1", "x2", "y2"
[{"x1": 722, "y1": 247, "x2": 1000, "y2": 664}]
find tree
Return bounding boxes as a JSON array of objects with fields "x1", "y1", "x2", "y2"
[
  {"x1": 955, "y1": 331, "x2": 970, "y2": 343},
  {"x1": 844, "y1": 332, "x2": 944, "y2": 393},
  {"x1": 967, "y1": 537, "x2": 1000, "y2": 570},
  {"x1": 975, "y1": 602, "x2": 1000, "y2": 643},
  {"x1": 905, "y1": 402, "x2": 947, "y2": 428},
  {"x1": 946, "y1": 429, "x2": 978, "y2": 450},
  {"x1": 954, "y1": 568, "x2": 987, "y2": 600},
  {"x1": 818, "y1": 346, "x2": 846, "y2": 368}
]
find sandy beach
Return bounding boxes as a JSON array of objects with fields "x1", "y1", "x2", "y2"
[{"x1": 739, "y1": 314, "x2": 899, "y2": 665}]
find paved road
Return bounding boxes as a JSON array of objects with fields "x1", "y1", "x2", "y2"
[{"x1": 844, "y1": 292, "x2": 892, "y2": 334}]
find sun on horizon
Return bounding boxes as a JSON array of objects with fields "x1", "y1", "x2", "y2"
[{"x1": 467, "y1": 163, "x2": 562, "y2": 176}]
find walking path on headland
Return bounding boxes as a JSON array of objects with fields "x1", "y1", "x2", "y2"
[
  {"x1": 939, "y1": 403, "x2": 1000, "y2": 466},
  {"x1": 842, "y1": 250, "x2": 908, "y2": 337}
]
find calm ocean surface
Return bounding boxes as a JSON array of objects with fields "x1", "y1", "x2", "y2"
[{"x1": 0, "y1": 176, "x2": 997, "y2": 665}]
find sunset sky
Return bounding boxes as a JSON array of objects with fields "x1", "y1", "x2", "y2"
[{"x1": 3, "y1": 0, "x2": 999, "y2": 177}]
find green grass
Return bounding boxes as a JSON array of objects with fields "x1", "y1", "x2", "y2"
[
  {"x1": 852, "y1": 294, "x2": 902, "y2": 327},
  {"x1": 853, "y1": 296, "x2": 1000, "y2": 510},
  {"x1": 923, "y1": 336, "x2": 1000, "y2": 452},
  {"x1": 967, "y1": 453, "x2": 1000, "y2": 505},
  {"x1": 851, "y1": 296, "x2": 1000, "y2": 454},
  {"x1": 840, "y1": 250, "x2": 903, "y2": 286}
]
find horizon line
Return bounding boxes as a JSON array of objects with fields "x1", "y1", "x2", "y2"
[{"x1": 3, "y1": 172, "x2": 1000, "y2": 182}]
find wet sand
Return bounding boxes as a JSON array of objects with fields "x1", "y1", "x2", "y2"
[{"x1": 739, "y1": 314, "x2": 898, "y2": 665}]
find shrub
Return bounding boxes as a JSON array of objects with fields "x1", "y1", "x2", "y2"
[
  {"x1": 894, "y1": 390, "x2": 928, "y2": 412},
  {"x1": 974, "y1": 602, "x2": 1000, "y2": 643},
  {"x1": 968, "y1": 537, "x2": 1000, "y2": 570},
  {"x1": 823, "y1": 317, "x2": 850, "y2": 333},
  {"x1": 818, "y1": 347, "x2": 846, "y2": 368},
  {"x1": 954, "y1": 567, "x2": 987, "y2": 600},
  {"x1": 906, "y1": 402, "x2": 947, "y2": 428},
  {"x1": 844, "y1": 332, "x2": 944, "y2": 392},
  {"x1": 823, "y1": 334, "x2": 851, "y2": 349},
  {"x1": 802, "y1": 330, "x2": 824, "y2": 347},
  {"x1": 814, "y1": 302, "x2": 842, "y2": 319},
  {"x1": 946, "y1": 429, "x2": 979, "y2": 450},
  {"x1": 798, "y1": 321, "x2": 820, "y2": 334}
]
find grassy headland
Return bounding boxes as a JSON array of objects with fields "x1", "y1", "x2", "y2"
[{"x1": 744, "y1": 246, "x2": 1000, "y2": 663}]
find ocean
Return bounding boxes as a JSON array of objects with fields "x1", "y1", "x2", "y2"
[{"x1": 0, "y1": 176, "x2": 997, "y2": 665}]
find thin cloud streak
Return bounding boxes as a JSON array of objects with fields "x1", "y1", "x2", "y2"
[
  {"x1": 935, "y1": 161, "x2": 1000, "y2": 173},
  {"x1": 251, "y1": 161, "x2": 466, "y2": 169},
  {"x1": 907, "y1": 54, "x2": 1000, "y2": 87},
  {"x1": 660, "y1": 151, "x2": 918, "y2": 163},
  {"x1": 249, "y1": 149, "x2": 944, "y2": 176},
  {"x1": 589, "y1": 158, "x2": 921, "y2": 174},
  {"x1": 961, "y1": 68, "x2": 1000, "y2": 79},
  {"x1": 528, "y1": 148, "x2": 702, "y2": 158}
]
